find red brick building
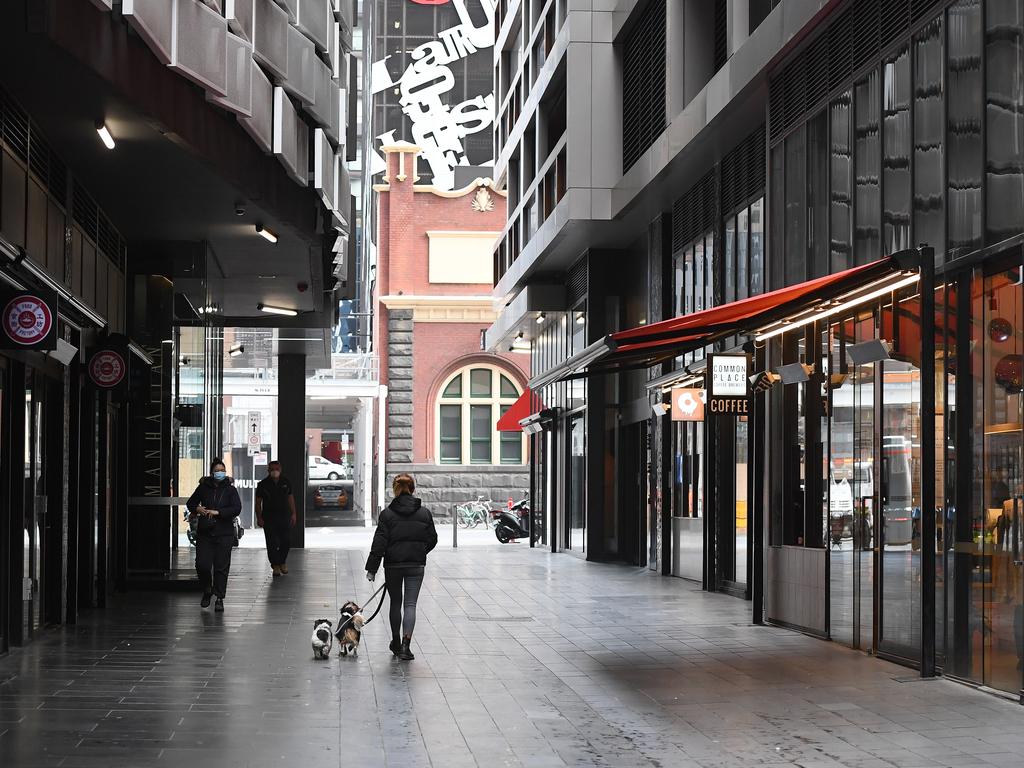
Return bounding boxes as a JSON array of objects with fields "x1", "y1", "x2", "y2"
[{"x1": 374, "y1": 144, "x2": 528, "y2": 516}]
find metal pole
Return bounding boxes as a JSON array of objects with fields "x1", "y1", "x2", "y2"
[
  {"x1": 919, "y1": 245, "x2": 936, "y2": 678},
  {"x1": 529, "y1": 432, "x2": 536, "y2": 548},
  {"x1": 452, "y1": 509, "x2": 458, "y2": 549}
]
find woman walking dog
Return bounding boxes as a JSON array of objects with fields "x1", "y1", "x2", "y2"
[
  {"x1": 366, "y1": 474, "x2": 437, "y2": 660},
  {"x1": 186, "y1": 459, "x2": 242, "y2": 612}
]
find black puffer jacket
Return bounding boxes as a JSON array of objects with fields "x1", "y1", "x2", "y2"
[
  {"x1": 365, "y1": 494, "x2": 438, "y2": 573},
  {"x1": 186, "y1": 476, "x2": 242, "y2": 539}
]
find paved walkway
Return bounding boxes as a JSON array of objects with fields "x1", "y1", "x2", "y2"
[{"x1": 1, "y1": 544, "x2": 1022, "y2": 768}]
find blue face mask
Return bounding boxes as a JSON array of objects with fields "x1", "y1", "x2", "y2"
[{"x1": 213, "y1": 471, "x2": 227, "y2": 481}]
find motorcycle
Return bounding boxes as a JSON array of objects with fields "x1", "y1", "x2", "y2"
[{"x1": 492, "y1": 492, "x2": 536, "y2": 543}]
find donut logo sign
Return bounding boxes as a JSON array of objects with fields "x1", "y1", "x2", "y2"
[
  {"x1": 3, "y1": 294, "x2": 53, "y2": 346},
  {"x1": 671, "y1": 387, "x2": 705, "y2": 422},
  {"x1": 89, "y1": 350, "x2": 126, "y2": 388}
]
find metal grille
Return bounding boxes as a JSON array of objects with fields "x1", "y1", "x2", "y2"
[
  {"x1": 567, "y1": 255, "x2": 588, "y2": 305},
  {"x1": 98, "y1": 211, "x2": 125, "y2": 269},
  {"x1": 622, "y1": 0, "x2": 666, "y2": 173},
  {"x1": 912, "y1": 0, "x2": 944, "y2": 23},
  {"x1": 852, "y1": 0, "x2": 880, "y2": 74},
  {"x1": 72, "y1": 180, "x2": 99, "y2": 242},
  {"x1": 672, "y1": 171, "x2": 717, "y2": 253},
  {"x1": 0, "y1": 89, "x2": 29, "y2": 162},
  {"x1": 721, "y1": 125, "x2": 766, "y2": 214}
]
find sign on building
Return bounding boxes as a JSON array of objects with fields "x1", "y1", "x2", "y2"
[
  {"x1": 707, "y1": 354, "x2": 750, "y2": 415},
  {"x1": 247, "y1": 410, "x2": 262, "y2": 456},
  {"x1": 0, "y1": 288, "x2": 57, "y2": 350},
  {"x1": 671, "y1": 387, "x2": 705, "y2": 422}
]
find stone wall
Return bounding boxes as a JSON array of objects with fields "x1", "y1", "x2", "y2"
[
  {"x1": 386, "y1": 309, "x2": 414, "y2": 463},
  {"x1": 385, "y1": 463, "x2": 529, "y2": 521}
]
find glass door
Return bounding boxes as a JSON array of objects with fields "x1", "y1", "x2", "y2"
[
  {"x1": 567, "y1": 415, "x2": 586, "y2": 552},
  {"x1": 23, "y1": 369, "x2": 45, "y2": 638},
  {"x1": 829, "y1": 314, "x2": 877, "y2": 651}
]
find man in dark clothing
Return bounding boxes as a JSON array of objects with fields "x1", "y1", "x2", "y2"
[
  {"x1": 255, "y1": 460, "x2": 297, "y2": 576},
  {"x1": 366, "y1": 473, "x2": 438, "y2": 660}
]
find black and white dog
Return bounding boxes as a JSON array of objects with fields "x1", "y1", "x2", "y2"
[
  {"x1": 311, "y1": 618, "x2": 333, "y2": 659},
  {"x1": 335, "y1": 601, "x2": 364, "y2": 656}
]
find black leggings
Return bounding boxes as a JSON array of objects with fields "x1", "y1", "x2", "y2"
[
  {"x1": 195, "y1": 534, "x2": 233, "y2": 598},
  {"x1": 385, "y1": 567, "x2": 424, "y2": 640}
]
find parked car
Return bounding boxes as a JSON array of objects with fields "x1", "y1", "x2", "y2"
[
  {"x1": 314, "y1": 484, "x2": 349, "y2": 509},
  {"x1": 308, "y1": 455, "x2": 349, "y2": 480}
]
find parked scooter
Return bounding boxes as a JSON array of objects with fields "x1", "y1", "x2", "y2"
[{"x1": 492, "y1": 492, "x2": 535, "y2": 543}]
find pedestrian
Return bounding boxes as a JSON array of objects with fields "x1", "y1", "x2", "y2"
[
  {"x1": 186, "y1": 459, "x2": 242, "y2": 613},
  {"x1": 255, "y1": 460, "x2": 297, "y2": 576},
  {"x1": 365, "y1": 473, "x2": 438, "y2": 661}
]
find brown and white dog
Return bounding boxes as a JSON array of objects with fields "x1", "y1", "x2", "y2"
[{"x1": 335, "y1": 600, "x2": 365, "y2": 656}]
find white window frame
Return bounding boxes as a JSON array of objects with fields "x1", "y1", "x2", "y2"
[{"x1": 435, "y1": 364, "x2": 526, "y2": 465}]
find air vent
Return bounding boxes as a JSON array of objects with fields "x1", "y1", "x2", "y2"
[
  {"x1": 672, "y1": 171, "x2": 717, "y2": 253},
  {"x1": 805, "y1": 37, "x2": 828, "y2": 111},
  {"x1": 827, "y1": 8, "x2": 853, "y2": 91},
  {"x1": 880, "y1": 0, "x2": 910, "y2": 50},
  {"x1": 567, "y1": 255, "x2": 588, "y2": 305},
  {"x1": 98, "y1": 212, "x2": 121, "y2": 265},
  {"x1": 911, "y1": 0, "x2": 943, "y2": 23},
  {"x1": 622, "y1": 0, "x2": 667, "y2": 173},
  {"x1": 852, "y1": 0, "x2": 880, "y2": 74}
]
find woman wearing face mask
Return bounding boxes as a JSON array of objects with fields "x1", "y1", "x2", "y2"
[{"x1": 186, "y1": 459, "x2": 242, "y2": 612}]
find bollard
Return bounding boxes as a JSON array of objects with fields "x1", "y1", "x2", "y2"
[{"x1": 452, "y1": 510, "x2": 458, "y2": 549}]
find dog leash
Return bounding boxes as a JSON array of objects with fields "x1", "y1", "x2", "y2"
[{"x1": 334, "y1": 582, "x2": 387, "y2": 637}]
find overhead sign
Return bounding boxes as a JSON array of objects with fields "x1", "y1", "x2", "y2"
[
  {"x1": 247, "y1": 410, "x2": 262, "y2": 456},
  {"x1": 0, "y1": 288, "x2": 57, "y2": 350},
  {"x1": 88, "y1": 349, "x2": 127, "y2": 388},
  {"x1": 707, "y1": 354, "x2": 750, "y2": 415},
  {"x1": 671, "y1": 388, "x2": 705, "y2": 422}
]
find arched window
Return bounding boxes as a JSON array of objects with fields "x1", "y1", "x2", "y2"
[{"x1": 436, "y1": 364, "x2": 524, "y2": 465}]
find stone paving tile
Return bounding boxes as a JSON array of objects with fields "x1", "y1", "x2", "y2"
[{"x1": 0, "y1": 546, "x2": 1022, "y2": 766}]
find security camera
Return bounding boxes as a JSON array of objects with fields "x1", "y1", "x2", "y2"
[{"x1": 297, "y1": 281, "x2": 309, "y2": 293}]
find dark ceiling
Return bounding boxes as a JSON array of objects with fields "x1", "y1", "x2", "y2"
[{"x1": 0, "y1": 1, "x2": 335, "y2": 326}]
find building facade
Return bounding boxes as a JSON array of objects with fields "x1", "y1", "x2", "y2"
[
  {"x1": 486, "y1": 0, "x2": 1024, "y2": 700},
  {"x1": 1, "y1": 0, "x2": 354, "y2": 652},
  {"x1": 375, "y1": 144, "x2": 529, "y2": 517}
]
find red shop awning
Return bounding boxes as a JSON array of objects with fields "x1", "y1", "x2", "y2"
[
  {"x1": 496, "y1": 387, "x2": 540, "y2": 432},
  {"x1": 529, "y1": 253, "x2": 921, "y2": 389}
]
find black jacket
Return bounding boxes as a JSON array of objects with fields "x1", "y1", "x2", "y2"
[
  {"x1": 186, "y1": 476, "x2": 242, "y2": 539},
  {"x1": 365, "y1": 494, "x2": 438, "y2": 573}
]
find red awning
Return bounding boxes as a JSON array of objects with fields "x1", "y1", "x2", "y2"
[
  {"x1": 529, "y1": 254, "x2": 920, "y2": 388},
  {"x1": 496, "y1": 387, "x2": 539, "y2": 432}
]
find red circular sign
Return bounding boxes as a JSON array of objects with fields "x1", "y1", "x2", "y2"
[
  {"x1": 89, "y1": 350, "x2": 126, "y2": 388},
  {"x1": 3, "y1": 295, "x2": 53, "y2": 346}
]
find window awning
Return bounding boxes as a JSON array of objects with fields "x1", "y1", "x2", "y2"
[
  {"x1": 496, "y1": 387, "x2": 541, "y2": 432},
  {"x1": 529, "y1": 253, "x2": 921, "y2": 389}
]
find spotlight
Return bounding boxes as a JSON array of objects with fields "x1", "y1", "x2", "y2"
[
  {"x1": 847, "y1": 339, "x2": 892, "y2": 366},
  {"x1": 96, "y1": 121, "x2": 115, "y2": 149},
  {"x1": 749, "y1": 371, "x2": 781, "y2": 393},
  {"x1": 576, "y1": 313, "x2": 586, "y2": 325},
  {"x1": 255, "y1": 224, "x2": 278, "y2": 243},
  {"x1": 179, "y1": 355, "x2": 190, "y2": 366},
  {"x1": 776, "y1": 363, "x2": 814, "y2": 385},
  {"x1": 257, "y1": 303, "x2": 297, "y2": 316},
  {"x1": 536, "y1": 312, "x2": 546, "y2": 324},
  {"x1": 229, "y1": 344, "x2": 244, "y2": 357}
]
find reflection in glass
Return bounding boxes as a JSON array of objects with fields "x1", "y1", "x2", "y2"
[
  {"x1": 785, "y1": 125, "x2": 807, "y2": 284},
  {"x1": 947, "y1": 0, "x2": 983, "y2": 253},
  {"x1": 725, "y1": 216, "x2": 736, "y2": 304},
  {"x1": 914, "y1": 18, "x2": 945, "y2": 261},
  {"x1": 750, "y1": 198, "x2": 764, "y2": 296},
  {"x1": 568, "y1": 415, "x2": 586, "y2": 551},
  {"x1": 986, "y1": 0, "x2": 1024, "y2": 242},
  {"x1": 855, "y1": 71, "x2": 881, "y2": 265},
  {"x1": 883, "y1": 48, "x2": 911, "y2": 254},
  {"x1": 830, "y1": 92, "x2": 853, "y2": 272},
  {"x1": 737, "y1": 207, "x2": 749, "y2": 300},
  {"x1": 808, "y1": 111, "x2": 829, "y2": 278}
]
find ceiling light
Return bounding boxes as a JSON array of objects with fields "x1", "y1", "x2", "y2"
[
  {"x1": 536, "y1": 312, "x2": 546, "y2": 324},
  {"x1": 257, "y1": 303, "x2": 297, "y2": 316},
  {"x1": 96, "y1": 122, "x2": 115, "y2": 149},
  {"x1": 576, "y1": 313, "x2": 586, "y2": 325},
  {"x1": 255, "y1": 224, "x2": 278, "y2": 243},
  {"x1": 229, "y1": 343, "x2": 244, "y2": 357},
  {"x1": 257, "y1": 274, "x2": 277, "y2": 279},
  {"x1": 755, "y1": 273, "x2": 920, "y2": 342}
]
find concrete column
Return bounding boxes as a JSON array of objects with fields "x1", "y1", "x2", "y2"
[{"x1": 278, "y1": 353, "x2": 306, "y2": 548}]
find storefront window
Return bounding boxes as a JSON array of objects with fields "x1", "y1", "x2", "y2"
[
  {"x1": 750, "y1": 198, "x2": 764, "y2": 295},
  {"x1": 830, "y1": 91, "x2": 853, "y2": 272},
  {"x1": 808, "y1": 111, "x2": 829, "y2": 278},
  {"x1": 882, "y1": 47, "x2": 911, "y2": 255},
  {"x1": 914, "y1": 17, "x2": 945, "y2": 261},
  {"x1": 855, "y1": 70, "x2": 881, "y2": 265},
  {"x1": 985, "y1": 0, "x2": 1024, "y2": 243},
  {"x1": 784, "y1": 125, "x2": 807, "y2": 285},
  {"x1": 737, "y1": 207, "x2": 749, "y2": 300},
  {"x1": 947, "y1": 0, "x2": 983, "y2": 254}
]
